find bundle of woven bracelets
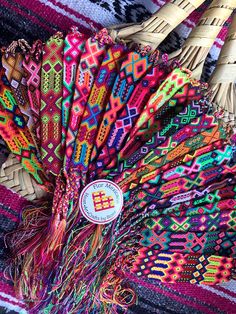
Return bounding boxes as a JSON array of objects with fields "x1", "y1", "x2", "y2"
[{"x1": 0, "y1": 0, "x2": 236, "y2": 313}]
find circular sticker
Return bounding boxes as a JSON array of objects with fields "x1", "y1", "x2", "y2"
[{"x1": 79, "y1": 179, "x2": 123, "y2": 224}]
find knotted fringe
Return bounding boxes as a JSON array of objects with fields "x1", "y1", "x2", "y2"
[
  {"x1": 10, "y1": 187, "x2": 137, "y2": 313},
  {"x1": 5, "y1": 39, "x2": 31, "y2": 55}
]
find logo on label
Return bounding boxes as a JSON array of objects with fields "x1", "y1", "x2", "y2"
[
  {"x1": 79, "y1": 179, "x2": 123, "y2": 224},
  {"x1": 92, "y1": 190, "x2": 114, "y2": 212}
]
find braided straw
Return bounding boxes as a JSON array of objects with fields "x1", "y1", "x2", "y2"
[
  {"x1": 109, "y1": 0, "x2": 205, "y2": 49},
  {"x1": 170, "y1": 0, "x2": 236, "y2": 79},
  {"x1": 0, "y1": 154, "x2": 48, "y2": 201},
  {"x1": 209, "y1": 13, "x2": 236, "y2": 128}
]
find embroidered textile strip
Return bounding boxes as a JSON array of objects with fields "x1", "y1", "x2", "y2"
[
  {"x1": 2, "y1": 52, "x2": 37, "y2": 145},
  {"x1": 40, "y1": 32, "x2": 64, "y2": 176},
  {"x1": 23, "y1": 40, "x2": 43, "y2": 142},
  {"x1": 144, "y1": 211, "x2": 236, "y2": 232},
  {"x1": 140, "y1": 230, "x2": 236, "y2": 256},
  {"x1": 62, "y1": 28, "x2": 86, "y2": 150},
  {"x1": 131, "y1": 250, "x2": 235, "y2": 284}
]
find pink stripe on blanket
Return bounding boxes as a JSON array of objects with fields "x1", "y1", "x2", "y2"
[
  {"x1": 0, "y1": 275, "x2": 27, "y2": 310},
  {"x1": 0, "y1": 209, "x2": 18, "y2": 223},
  {"x1": 10, "y1": 0, "x2": 92, "y2": 34},
  {"x1": 0, "y1": 185, "x2": 31, "y2": 214},
  {"x1": 0, "y1": 294, "x2": 23, "y2": 307},
  {"x1": 169, "y1": 282, "x2": 236, "y2": 313},
  {"x1": 122, "y1": 272, "x2": 218, "y2": 314}
]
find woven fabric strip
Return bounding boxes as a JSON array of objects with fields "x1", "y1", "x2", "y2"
[
  {"x1": 125, "y1": 152, "x2": 234, "y2": 217},
  {"x1": 23, "y1": 40, "x2": 43, "y2": 142},
  {"x1": 62, "y1": 28, "x2": 86, "y2": 150},
  {"x1": 143, "y1": 211, "x2": 236, "y2": 232},
  {"x1": 52, "y1": 44, "x2": 127, "y2": 226},
  {"x1": 124, "y1": 175, "x2": 235, "y2": 227},
  {"x1": 131, "y1": 177, "x2": 236, "y2": 213},
  {"x1": 128, "y1": 69, "x2": 191, "y2": 139},
  {"x1": 140, "y1": 230, "x2": 236, "y2": 256},
  {"x1": 145, "y1": 197, "x2": 236, "y2": 217},
  {"x1": 124, "y1": 142, "x2": 231, "y2": 210},
  {"x1": 160, "y1": 198, "x2": 236, "y2": 218},
  {"x1": 2, "y1": 52, "x2": 37, "y2": 145},
  {"x1": 40, "y1": 32, "x2": 64, "y2": 176},
  {"x1": 131, "y1": 250, "x2": 235, "y2": 284}
]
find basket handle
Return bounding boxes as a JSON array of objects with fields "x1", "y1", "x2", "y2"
[
  {"x1": 210, "y1": 13, "x2": 236, "y2": 84},
  {"x1": 175, "y1": 0, "x2": 236, "y2": 78},
  {"x1": 209, "y1": 12, "x2": 236, "y2": 126},
  {"x1": 109, "y1": 0, "x2": 205, "y2": 49}
]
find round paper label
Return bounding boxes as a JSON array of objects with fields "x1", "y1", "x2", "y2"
[{"x1": 79, "y1": 179, "x2": 123, "y2": 224}]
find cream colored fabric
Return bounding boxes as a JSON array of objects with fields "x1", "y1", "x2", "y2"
[
  {"x1": 109, "y1": 0, "x2": 205, "y2": 48},
  {"x1": 210, "y1": 64, "x2": 236, "y2": 84}
]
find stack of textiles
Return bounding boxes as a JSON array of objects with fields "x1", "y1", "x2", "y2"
[{"x1": 0, "y1": 0, "x2": 235, "y2": 313}]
